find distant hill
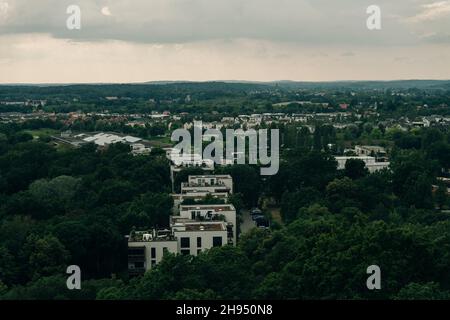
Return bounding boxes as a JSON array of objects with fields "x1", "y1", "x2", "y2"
[
  {"x1": 264, "y1": 80, "x2": 450, "y2": 90},
  {"x1": 1, "y1": 80, "x2": 449, "y2": 100},
  {"x1": 0, "y1": 82, "x2": 270, "y2": 100}
]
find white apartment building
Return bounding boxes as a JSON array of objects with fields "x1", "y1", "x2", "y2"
[
  {"x1": 167, "y1": 152, "x2": 215, "y2": 191},
  {"x1": 168, "y1": 152, "x2": 215, "y2": 170},
  {"x1": 127, "y1": 229, "x2": 178, "y2": 275},
  {"x1": 354, "y1": 145, "x2": 386, "y2": 157},
  {"x1": 177, "y1": 204, "x2": 237, "y2": 245},
  {"x1": 128, "y1": 176, "x2": 237, "y2": 276},
  {"x1": 335, "y1": 156, "x2": 390, "y2": 173},
  {"x1": 354, "y1": 145, "x2": 388, "y2": 162},
  {"x1": 181, "y1": 175, "x2": 233, "y2": 194},
  {"x1": 172, "y1": 222, "x2": 229, "y2": 256},
  {"x1": 171, "y1": 192, "x2": 229, "y2": 214},
  {"x1": 128, "y1": 220, "x2": 233, "y2": 275}
]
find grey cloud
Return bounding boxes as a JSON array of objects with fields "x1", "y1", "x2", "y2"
[
  {"x1": 0, "y1": 0, "x2": 448, "y2": 45},
  {"x1": 423, "y1": 32, "x2": 450, "y2": 43}
]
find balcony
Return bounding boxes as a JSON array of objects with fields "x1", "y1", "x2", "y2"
[{"x1": 128, "y1": 254, "x2": 145, "y2": 262}]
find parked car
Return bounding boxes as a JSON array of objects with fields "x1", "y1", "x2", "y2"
[
  {"x1": 255, "y1": 217, "x2": 270, "y2": 228},
  {"x1": 252, "y1": 214, "x2": 265, "y2": 221},
  {"x1": 250, "y1": 208, "x2": 262, "y2": 216}
]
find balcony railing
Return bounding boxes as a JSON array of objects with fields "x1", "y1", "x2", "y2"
[{"x1": 128, "y1": 254, "x2": 145, "y2": 262}]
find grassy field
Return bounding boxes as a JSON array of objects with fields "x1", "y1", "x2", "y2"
[
  {"x1": 23, "y1": 128, "x2": 59, "y2": 139},
  {"x1": 146, "y1": 136, "x2": 173, "y2": 148}
]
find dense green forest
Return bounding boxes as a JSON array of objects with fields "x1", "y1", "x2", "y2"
[
  {"x1": 1, "y1": 81, "x2": 450, "y2": 117},
  {"x1": 1, "y1": 116, "x2": 449, "y2": 299}
]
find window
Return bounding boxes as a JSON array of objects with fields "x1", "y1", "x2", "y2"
[
  {"x1": 181, "y1": 249, "x2": 190, "y2": 255},
  {"x1": 134, "y1": 261, "x2": 144, "y2": 269},
  {"x1": 213, "y1": 236, "x2": 223, "y2": 247},
  {"x1": 197, "y1": 249, "x2": 202, "y2": 255},
  {"x1": 197, "y1": 237, "x2": 202, "y2": 248},
  {"x1": 151, "y1": 247, "x2": 156, "y2": 259},
  {"x1": 151, "y1": 260, "x2": 156, "y2": 266},
  {"x1": 128, "y1": 248, "x2": 144, "y2": 256},
  {"x1": 181, "y1": 237, "x2": 190, "y2": 248}
]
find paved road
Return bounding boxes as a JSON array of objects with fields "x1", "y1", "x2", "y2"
[{"x1": 240, "y1": 210, "x2": 256, "y2": 235}]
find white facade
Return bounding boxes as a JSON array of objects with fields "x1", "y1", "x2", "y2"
[
  {"x1": 180, "y1": 175, "x2": 233, "y2": 195},
  {"x1": 172, "y1": 222, "x2": 228, "y2": 256},
  {"x1": 186, "y1": 175, "x2": 233, "y2": 194},
  {"x1": 169, "y1": 153, "x2": 215, "y2": 170},
  {"x1": 178, "y1": 204, "x2": 237, "y2": 245},
  {"x1": 127, "y1": 230, "x2": 178, "y2": 274},
  {"x1": 172, "y1": 192, "x2": 229, "y2": 214},
  {"x1": 131, "y1": 143, "x2": 152, "y2": 156},
  {"x1": 128, "y1": 223, "x2": 230, "y2": 275}
]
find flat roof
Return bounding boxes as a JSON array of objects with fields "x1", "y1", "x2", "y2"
[
  {"x1": 181, "y1": 185, "x2": 230, "y2": 190},
  {"x1": 189, "y1": 175, "x2": 232, "y2": 179},
  {"x1": 184, "y1": 223, "x2": 225, "y2": 231},
  {"x1": 180, "y1": 204, "x2": 235, "y2": 212},
  {"x1": 335, "y1": 156, "x2": 375, "y2": 160},
  {"x1": 172, "y1": 193, "x2": 228, "y2": 199},
  {"x1": 128, "y1": 230, "x2": 176, "y2": 242}
]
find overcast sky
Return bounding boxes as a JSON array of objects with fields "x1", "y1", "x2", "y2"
[{"x1": 0, "y1": 0, "x2": 450, "y2": 83}]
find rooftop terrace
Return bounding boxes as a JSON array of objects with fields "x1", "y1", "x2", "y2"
[
  {"x1": 128, "y1": 229, "x2": 176, "y2": 242},
  {"x1": 180, "y1": 204, "x2": 236, "y2": 212}
]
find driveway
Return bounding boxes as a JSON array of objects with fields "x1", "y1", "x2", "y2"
[{"x1": 240, "y1": 210, "x2": 256, "y2": 236}]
